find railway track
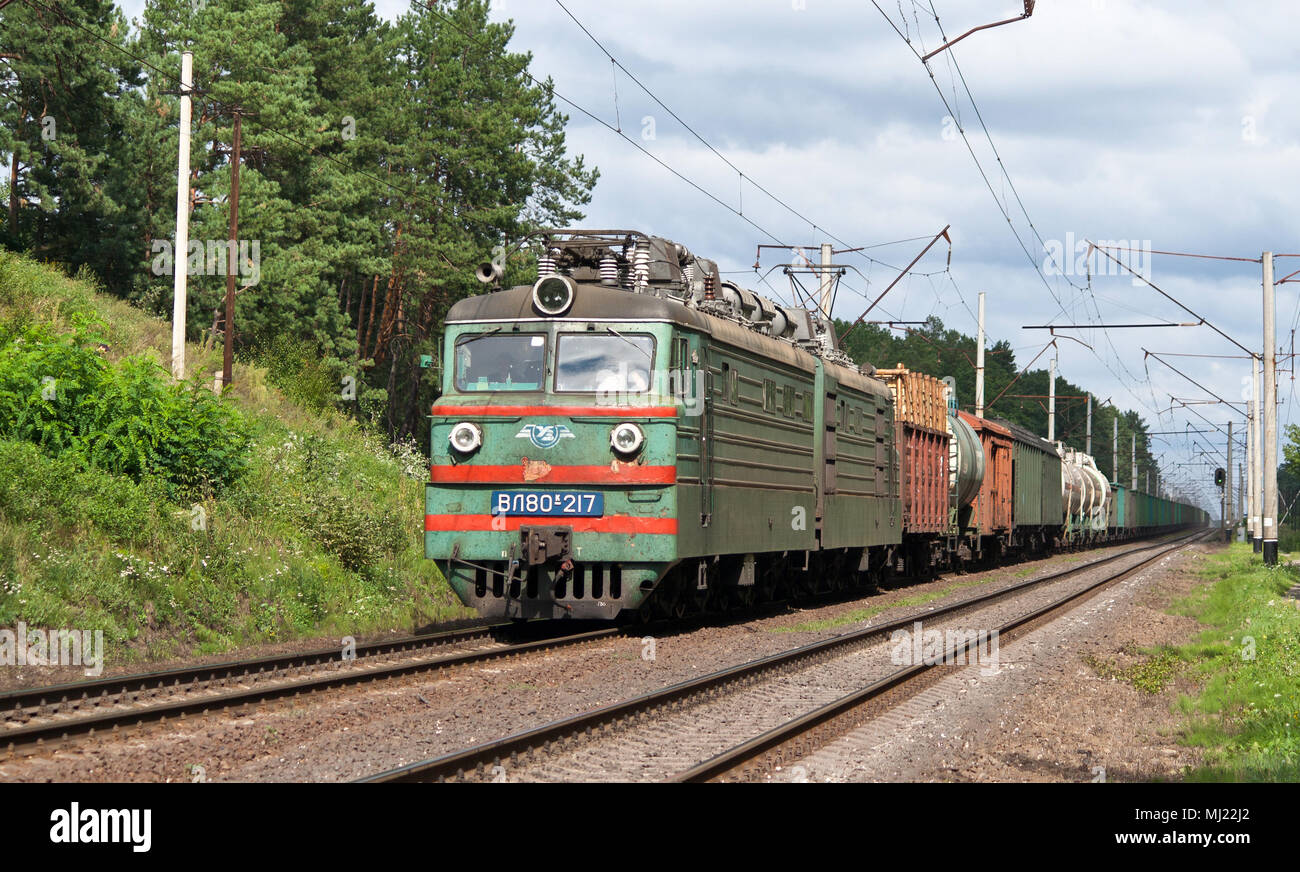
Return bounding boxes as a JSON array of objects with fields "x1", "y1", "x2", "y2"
[
  {"x1": 360, "y1": 531, "x2": 1207, "y2": 783},
  {"x1": 0, "y1": 621, "x2": 618, "y2": 753}
]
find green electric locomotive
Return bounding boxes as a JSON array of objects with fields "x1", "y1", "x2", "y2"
[{"x1": 427, "y1": 230, "x2": 900, "y2": 620}]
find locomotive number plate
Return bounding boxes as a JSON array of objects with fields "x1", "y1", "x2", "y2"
[{"x1": 492, "y1": 491, "x2": 604, "y2": 517}]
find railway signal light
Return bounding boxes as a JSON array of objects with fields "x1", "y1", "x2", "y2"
[{"x1": 1214, "y1": 467, "x2": 1225, "y2": 488}]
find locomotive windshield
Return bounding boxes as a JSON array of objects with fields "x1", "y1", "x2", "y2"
[
  {"x1": 555, "y1": 332, "x2": 654, "y2": 393},
  {"x1": 454, "y1": 332, "x2": 545, "y2": 392}
]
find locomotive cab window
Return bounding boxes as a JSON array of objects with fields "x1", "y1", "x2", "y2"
[
  {"x1": 453, "y1": 332, "x2": 545, "y2": 392},
  {"x1": 554, "y1": 332, "x2": 655, "y2": 393}
]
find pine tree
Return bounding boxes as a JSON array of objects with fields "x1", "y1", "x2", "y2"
[
  {"x1": 135, "y1": 0, "x2": 351, "y2": 359},
  {"x1": 368, "y1": 0, "x2": 597, "y2": 439},
  {"x1": 0, "y1": 0, "x2": 143, "y2": 293}
]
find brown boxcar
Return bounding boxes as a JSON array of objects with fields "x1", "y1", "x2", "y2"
[{"x1": 959, "y1": 411, "x2": 1013, "y2": 537}]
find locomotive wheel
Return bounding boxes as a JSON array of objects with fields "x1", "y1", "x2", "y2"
[
  {"x1": 633, "y1": 599, "x2": 656, "y2": 625},
  {"x1": 649, "y1": 571, "x2": 684, "y2": 620}
]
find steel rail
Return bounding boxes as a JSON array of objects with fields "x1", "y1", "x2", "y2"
[
  {"x1": 0, "y1": 621, "x2": 505, "y2": 713},
  {"x1": 1, "y1": 625, "x2": 617, "y2": 752}
]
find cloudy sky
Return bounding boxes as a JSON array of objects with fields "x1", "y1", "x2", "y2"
[{"x1": 116, "y1": 0, "x2": 1300, "y2": 511}]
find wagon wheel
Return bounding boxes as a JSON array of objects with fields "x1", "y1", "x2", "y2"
[
  {"x1": 796, "y1": 569, "x2": 821, "y2": 598},
  {"x1": 755, "y1": 569, "x2": 779, "y2": 604},
  {"x1": 876, "y1": 557, "x2": 896, "y2": 590}
]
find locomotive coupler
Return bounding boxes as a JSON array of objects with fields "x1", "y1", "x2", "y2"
[{"x1": 519, "y1": 525, "x2": 573, "y2": 567}]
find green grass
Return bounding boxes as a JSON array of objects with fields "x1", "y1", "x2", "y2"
[
  {"x1": 1083, "y1": 645, "x2": 1183, "y2": 695},
  {"x1": 1162, "y1": 544, "x2": 1300, "y2": 781},
  {"x1": 772, "y1": 576, "x2": 994, "y2": 633},
  {"x1": 0, "y1": 251, "x2": 472, "y2": 667}
]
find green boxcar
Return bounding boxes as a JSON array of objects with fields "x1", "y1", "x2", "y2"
[{"x1": 1013, "y1": 439, "x2": 1045, "y2": 525}]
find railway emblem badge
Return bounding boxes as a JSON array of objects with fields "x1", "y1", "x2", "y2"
[{"x1": 516, "y1": 424, "x2": 575, "y2": 449}]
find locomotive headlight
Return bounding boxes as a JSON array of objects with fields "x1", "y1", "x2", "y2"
[
  {"x1": 610, "y1": 422, "x2": 644, "y2": 456},
  {"x1": 532, "y1": 275, "x2": 576, "y2": 316},
  {"x1": 449, "y1": 421, "x2": 483, "y2": 454}
]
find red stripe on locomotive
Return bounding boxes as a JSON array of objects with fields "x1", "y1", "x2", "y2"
[{"x1": 425, "y1": 514, "x2": 678, "y2": 534}]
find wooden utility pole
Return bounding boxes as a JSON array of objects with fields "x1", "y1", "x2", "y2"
[{"x1": 222, "y1": 109, "x2": 242, "y2": 390}]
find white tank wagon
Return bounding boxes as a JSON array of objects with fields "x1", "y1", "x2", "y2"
[{"x1": 1058, "y1": 445, "x2": 1110, "y2": 544}]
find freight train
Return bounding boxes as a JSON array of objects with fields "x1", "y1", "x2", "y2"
[{"x1": 426, "y1": 229, "x2": 1208, "y2": 620}]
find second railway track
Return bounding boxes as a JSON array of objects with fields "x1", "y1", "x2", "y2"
[{"x1": 0, "y1": 622, "x2": 618, "y2": 753}]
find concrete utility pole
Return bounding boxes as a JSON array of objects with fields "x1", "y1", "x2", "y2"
[
  {"x1": 222, "y1": 110, "x2": 242, "y2": 390},
  {"x1": 170, "y1": 50, "x2": 193, "y2": 381},
  {"x1": 1086, "y1": 393, "x2": 1092, "y2": 456},
  {"x1": 818, "y1": 243, "x2": 833, "y2": 320},
  {"x1": 1131, "y1": 433, "x2": 1137, "y2": 491},
  {"x1": 1048, "y1": 357, "x2": 1057, "y2": 442},
  {"x1": 1263, "y1": 252, "x2": 1278, "y2": 565},
  {"x1": 1112, "y1": 417, "x2": 1118, "y2": 483},
  {"x1": 1247, "y1": 361, "x2": 1256, "y2": 544},
  {"x1": 975, "y1": 292, "x2": 986, "y2": 418},
  {"x1": 1239, "y1": 463, "x2": 1245, "y2": 535},
  {"x1": 1226, "y1": 421, "x2": 1233, "y2": 543},
  {"x1": 1252, "y1": 354, "x2": 1262, "y2": 552}
]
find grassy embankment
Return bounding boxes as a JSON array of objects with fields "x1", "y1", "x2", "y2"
[
  {"x1": 0, "y1": 252, "x2": 471, "y2": 667},
  {"x1": 1170, "y1": 544, "x2": 1300, "y2": 780},
  {"x1": 1088, "y1": 542, "x2": 1299, "y2": 780}
]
